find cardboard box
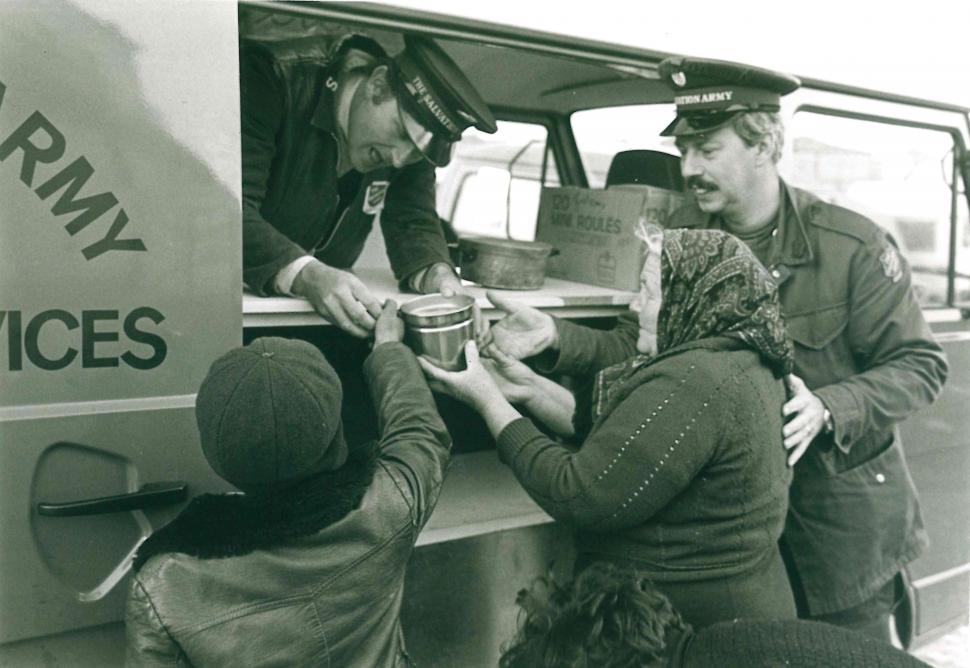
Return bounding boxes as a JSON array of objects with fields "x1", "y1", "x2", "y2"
[{"x1": 534, "y1": 186, "x2": 684, "y2": 290}]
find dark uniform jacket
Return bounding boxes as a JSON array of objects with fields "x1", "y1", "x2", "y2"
[
  {"x1": 668, "y1": 180, "x2": 948, "y2": 615},
  {"x1": 240, "y1": 36, "x2": 452, "y2": 294},
  {"x1": 124, "y1": 344, "x2": 451, "y2": 667}
]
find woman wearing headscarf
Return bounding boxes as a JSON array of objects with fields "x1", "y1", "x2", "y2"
[{"x1": 419, "y1": 226, "x2": 797, "y2": 628}]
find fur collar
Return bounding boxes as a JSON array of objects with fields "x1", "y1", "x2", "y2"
[{"x1": 133, "y1": 443, "x2": 378, "y2": 571}]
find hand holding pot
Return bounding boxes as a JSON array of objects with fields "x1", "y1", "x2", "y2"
[
  {"x1": 292, "y1": 260, "x2": 382, "y2": 338},
  {"x1": 418, "y1": 340, "x2": 502, "y2": 410},
  {"x1": 482, "y1": 290, "x2": 558, "y2": 360},
  {"x1": 418, "y1": 340, "x2": 523, "y2": 437},
  {"x1": 374, "y1": 300, "x2": 404, "y2": 346}
]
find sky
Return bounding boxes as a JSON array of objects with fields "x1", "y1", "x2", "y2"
[{"x1": 376, "y1": 0, "x2": 970, "y2": 109}]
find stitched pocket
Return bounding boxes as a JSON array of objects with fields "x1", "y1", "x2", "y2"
[{"x1": 787, "y1": 303, "x2": 848, "y2": 351}]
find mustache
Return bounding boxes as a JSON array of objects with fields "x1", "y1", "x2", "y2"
[{"x1": 686, "y1": 176, "x2": 718, "y2": 191}]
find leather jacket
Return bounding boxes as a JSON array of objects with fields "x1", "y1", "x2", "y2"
[{"x1": 125, "y1": 343, "x2": 451, "y2": 667}]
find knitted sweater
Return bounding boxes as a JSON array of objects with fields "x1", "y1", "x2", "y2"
[
  {"x1": 671, "y1": 619, "x2": 930, "y2": 667},
  {"x1": 498, "y1": 340, "x2": 791, "y2": 582}
]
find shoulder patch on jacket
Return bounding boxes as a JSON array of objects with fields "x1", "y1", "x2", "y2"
[
  {"x1": 878, "y1": 239, "x2": 904, "y2": 283},
  {"x1": 363, "y1": 181, "x2": 390, "y2": 215}
]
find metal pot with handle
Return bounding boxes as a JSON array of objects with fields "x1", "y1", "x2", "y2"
[{"x1": 458, "y1": 237, "x2": 557, "y2": 290}]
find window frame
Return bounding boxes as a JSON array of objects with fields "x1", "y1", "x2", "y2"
[{"x1": 793, "y1": 104, "x2": 970, "y2": 309}]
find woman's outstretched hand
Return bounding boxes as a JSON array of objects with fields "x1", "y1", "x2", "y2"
[
  {"x1": 481, "y1": 347, "x2": 538, "y2": 404},
  {"x1": 418, "y1": 340, "x2": 523, "y2": 437}
]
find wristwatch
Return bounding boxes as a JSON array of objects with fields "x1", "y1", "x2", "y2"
[{"x1": 822, "y1": 408, "x2": 834, "y2": 434}]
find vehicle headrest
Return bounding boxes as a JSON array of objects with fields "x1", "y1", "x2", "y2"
[{"x1": 605, "y1": 150, "x2": 684, "y2": 192}]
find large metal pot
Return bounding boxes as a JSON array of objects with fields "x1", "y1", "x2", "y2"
[
  {"x1": 400, "y1": 294, "x2": 475, "y2": 328},
  {"x1": 404, "y1": 319, "x2": 474, "y2": 371},
  {"x1": 458, "y1": 237, "x2": 557, "y2": 290},
  {"x1": 400, "y1": 294, "x2": 475, "y2": 370}
]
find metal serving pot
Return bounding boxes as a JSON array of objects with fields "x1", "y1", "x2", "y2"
[
  {"x1": 404, "y1": 318, "x2": 474, "y2": 371},
  {"x1": 400, "y1": 294, "x2": 475, "y2": 328},
  {"x1": 458, "y1": 237, "x2": 557, "y2": 290},
  {"x1": 400, "y1": 294, "x2": 475, "y2": 370}
]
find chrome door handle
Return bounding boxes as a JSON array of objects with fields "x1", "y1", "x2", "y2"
[{"x1": 37, "y1": 481, "x2": 188, "y2": 517}]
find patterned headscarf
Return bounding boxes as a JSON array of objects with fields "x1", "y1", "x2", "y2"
[
  {"x1": 591, "y1": 226, "x2": 792, "y2": 421},
  {"x1": 657, "y1": 227, "x2": 792, "y2": 370}
]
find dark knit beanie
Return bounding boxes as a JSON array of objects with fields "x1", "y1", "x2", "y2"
[{"x1": 195, "y1": 337, "x2": 348, "y2": 492}]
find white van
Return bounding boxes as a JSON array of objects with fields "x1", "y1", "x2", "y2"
[{"x1": 2, "y1": 2, "x2": 967, "y2": 665}]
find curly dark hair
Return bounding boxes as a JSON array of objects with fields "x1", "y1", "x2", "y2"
[{"x1": 499, "y1": 563, "x2": 688, "y2": 668}]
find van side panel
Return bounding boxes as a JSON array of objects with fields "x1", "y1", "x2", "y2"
[{"x1": 0, "y1": 0, "x2": 241, "y2": 656}]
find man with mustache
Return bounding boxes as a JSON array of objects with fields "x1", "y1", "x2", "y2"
[
  {"x1": 241, "y1": 33, "x2": 495, "y2": 336},
  {"x1": 658, "y1": 57, "x2": 948, "y2": 642}
]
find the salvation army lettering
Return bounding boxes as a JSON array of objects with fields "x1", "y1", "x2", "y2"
[
  {"x1": 0, "y1": 81, "x2": 146, "y2": 261},
  {"x1": 0, "y1": 307, "x2": 168, "y2": 372},
  {"x1": 674, "y1": 90, "x2": 734, "y2": 106}
]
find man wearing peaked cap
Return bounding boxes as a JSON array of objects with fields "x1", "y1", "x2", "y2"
[
  {"x1": 240, "y1": 32, "x2": 496, "y2": 338},
  {"x1": 659, "y1": 56, "x2": 948, "y2": 642},
  {"x1": 125, "y1": 303, "x2": 454, "y2": 666},
  {"x1": 658, "y1": 56, "x2": 800, "y2": 137}
]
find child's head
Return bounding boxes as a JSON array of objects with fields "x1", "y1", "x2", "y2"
[
  {"x1": 195, "y1": 337, "x2": 347, "y2": 493},
  {"x1": 500, "y1": 562, "x2": 687, "y2": 668}
]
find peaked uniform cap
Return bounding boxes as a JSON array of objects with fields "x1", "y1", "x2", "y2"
[
  {"x1": 658, "y1": 56, "x2": 801, "y2": 136},
  {"x1": 195, "y1": 337, "x2": 347, "y2": 493},
  {"x1": 391, "y1": 34, "x2": 497, "y2": 166}
]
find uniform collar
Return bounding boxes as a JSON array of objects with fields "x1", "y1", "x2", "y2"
[
  {"x1": 676, "y1": 178, "x2": 814, "y2": 269},
  {"x1": 311, "y1": 65, "x2": 343, "y2": 135},
  {"x1": 774, "y1": 178, "x2": 814, "y2": 267}
]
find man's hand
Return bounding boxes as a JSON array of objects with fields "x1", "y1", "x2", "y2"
[
  {"x1": 421, "y1": 262, "x2": 463, "y2": 297},
  {"x1": 481, "y1": 347, "x2": 539, "y2": 404},
  {"x1": 782, "y1": 374, "x2": 828, "y2": 467},
  {"x1": 374, "y1": 300, "x2": 404, "y2": 346},
  {"x1": 420, "y1": 262, "x2": 490, "y2": 346},
  {"x1": 481, "y1": 290, "x2": 558, "y2": 360},
  {"x1": 292, "y1": 260, "x2": 382, "y2": 338}
]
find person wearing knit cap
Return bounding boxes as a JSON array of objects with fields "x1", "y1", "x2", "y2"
[{"x1": 124, "y1": 301, "x2": 451, "y2": 667}]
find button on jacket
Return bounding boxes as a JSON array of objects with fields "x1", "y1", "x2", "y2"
[
  {"x1": 240, "y1": 36, "x2": 452, "y2": 294},
  {"x1": 668, "y1": 180, "x2": 948, "y2": 615},
  {"x1": 124, "y1": 343, "x2": 451, "y2": 667}
]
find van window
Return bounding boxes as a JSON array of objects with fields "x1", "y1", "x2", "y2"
[
  {"x1": 786, "y1": 112, "x2": 966, "y2": 307},
  {"x1": 571, "y1": 105, "x2": 678, "y2": 187},
  {"x1": 437, "y1": 120, "x2": 560, "y2": 241}
]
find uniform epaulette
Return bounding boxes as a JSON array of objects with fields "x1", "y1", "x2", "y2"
[{"x1": 803, "y1": 198, "x2": 883, "y2": 246}]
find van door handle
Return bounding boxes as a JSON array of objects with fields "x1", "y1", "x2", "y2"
[{"x1": 36, "y1": 481, "x2": 188, "y2": 517}]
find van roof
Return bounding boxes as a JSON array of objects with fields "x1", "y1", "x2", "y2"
[{"x1": 248, "y1": 1, "x2": 969, "y2": 116}]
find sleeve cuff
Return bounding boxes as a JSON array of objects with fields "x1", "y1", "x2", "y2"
[
  {"x1": 408, "y1": 266, "x2": 431, "y2": 293},
  {"x1": 273, "y1": 255, "x2": 316, "y2": 296},
  {"x1": 814, "y1": 383, "x2": 862, "y2": 454},
  {"x1": 497, "y1": 417, "x2": 544, "y2": 466},
  {"x1": 532, "y1": 318, "x2": 584, "y2": 374}
]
